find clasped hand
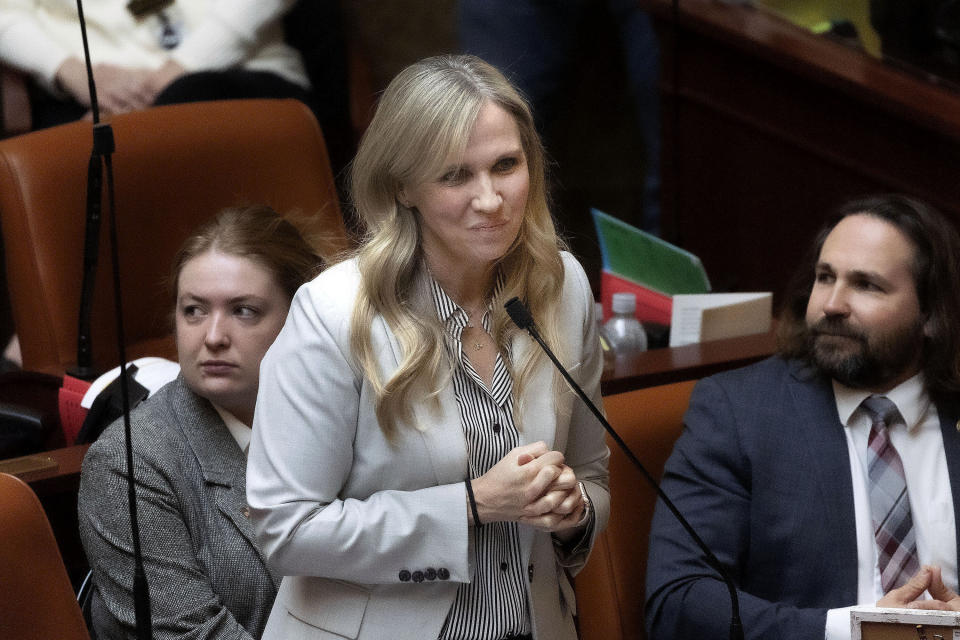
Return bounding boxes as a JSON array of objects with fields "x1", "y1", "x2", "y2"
[
  {"x1": 470, "y1": 441, "x2": 585, "y2": 533},
  {"x1": 877, "y1": 566, "x2": 960, "y2": 611},
  {"x1": 56, "y1": 58, "x2": 187, "y2": 116}
]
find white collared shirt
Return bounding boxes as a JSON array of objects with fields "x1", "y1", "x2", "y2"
[
  {"x1": 212, "y1": 403, "x2": 251, "y2": 456},
  {"x1": 825, "y1": 374, "x2": 957, "y2": 639}
]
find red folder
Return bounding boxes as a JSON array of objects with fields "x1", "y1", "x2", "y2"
[{"x1": 600, "y1": 270, "x2": 672, "y2": 326}]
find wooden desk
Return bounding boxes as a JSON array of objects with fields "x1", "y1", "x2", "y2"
[
  {"x1": 644, "y1": 0, "x2": 960, "y2": 300},
  {"x1": 601, "y1": 329, "x2": 774, "y2": 394}
]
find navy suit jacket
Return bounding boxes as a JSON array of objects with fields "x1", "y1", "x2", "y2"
[{"x1": 645, "y1": 356, "x2": 960, "y2": 639}]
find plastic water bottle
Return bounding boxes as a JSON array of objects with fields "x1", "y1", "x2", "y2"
[
  {"x1": 596, "y1": 302, "x2": 616, "y2": 375},
  {"x1": 603, "y1": 293, "x2": 648, "y2": 363}
]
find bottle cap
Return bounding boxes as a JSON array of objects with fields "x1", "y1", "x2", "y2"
[{"x1": 611, "y1": 292, "x2": 637, "y2": 315}]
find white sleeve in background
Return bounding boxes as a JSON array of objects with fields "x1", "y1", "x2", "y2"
[
  {"x1": 0, "y1": 0, "x2": 74, "y2": 89},
  {"x1": 170, "y1": 0, "x2": 296, "y2": 71}
]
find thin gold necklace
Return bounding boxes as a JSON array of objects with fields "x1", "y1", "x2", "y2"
[{"x1": 464, "y1": 306, "x2": 488, "y2": 351}]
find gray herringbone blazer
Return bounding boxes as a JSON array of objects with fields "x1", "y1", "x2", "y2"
[{"x1": 79, "y1": 375, "x2": 277, "y2": 639}]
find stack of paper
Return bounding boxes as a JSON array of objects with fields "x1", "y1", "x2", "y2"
[{"x1": 669, "y1": 293, "x2": 772, "y2": 347}]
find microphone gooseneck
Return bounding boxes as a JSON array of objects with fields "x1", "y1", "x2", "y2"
[
  {"x1": 74, "y1": 0, "x2": 152, "y2": 636},
  {"x1": 504, "y1": 296, "x2": 744, "y2": 640}
]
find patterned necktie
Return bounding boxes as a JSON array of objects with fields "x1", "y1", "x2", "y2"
[{"x1": 862, "y1": 394, "x2": 920, "y2": 593}]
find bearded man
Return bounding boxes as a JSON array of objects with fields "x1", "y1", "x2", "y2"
[{"x1": 645, "y1": 195, "x2": 960, "y2": 640}]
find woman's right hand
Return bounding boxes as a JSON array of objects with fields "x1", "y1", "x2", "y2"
[{"x1": 470, "y1": 441, "x2": 566, "y2": 524}]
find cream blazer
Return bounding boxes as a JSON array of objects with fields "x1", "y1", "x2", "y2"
[{"x1": 246, "y1": 252, "x2": 610, "y2": 640}]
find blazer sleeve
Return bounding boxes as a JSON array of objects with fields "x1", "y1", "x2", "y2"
[
  {"x1": 552, "y1": 252, "x2": 610, "y2": 573},
  {"x1": 0, "y1": 0, "x2": 72, "y2": 88},
  {"x1": 78, "y1": 422, "x2": 257, "y2": 640},
  {"x1": 644, "y1": 376, "x2": 829, "y2": 639},
  {"x1": 246, "y1": 277, "x2": 471, "y2": 585}
]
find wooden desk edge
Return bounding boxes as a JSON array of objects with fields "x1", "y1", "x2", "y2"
[
  {"x1": 23, "y1": 444, "x2": 89, "y2": 496},
  {"x1": 601, "y1": 330, "x2": 776, "y2": 395}
]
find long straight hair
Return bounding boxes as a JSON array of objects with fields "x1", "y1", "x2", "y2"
[{"x1": 348, "y1": 55, "x2": 568, "y2": 436}]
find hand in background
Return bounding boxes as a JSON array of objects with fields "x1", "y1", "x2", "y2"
[
  {"x1": 144, "y1": 60, "x2": 186, "y2": 100},
  {"x1": 55, "y1": 58, "x2": 186, "y2": 115}
]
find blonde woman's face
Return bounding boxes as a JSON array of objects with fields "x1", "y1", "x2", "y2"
[
  {"x1": 403, "y1": 102, "x2": 528, "y2": 279},
  {"x1": 175, "y1": 251, "x2": 289, "y2": 424}
]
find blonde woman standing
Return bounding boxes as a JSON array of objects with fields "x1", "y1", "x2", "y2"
[{"x1": 247, "y1": 55, "x2": 609, "y2": 640}]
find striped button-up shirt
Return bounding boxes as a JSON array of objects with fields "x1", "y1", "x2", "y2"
[{"x1": 432, "y1": 279, "x2": 531, "y2": 640}]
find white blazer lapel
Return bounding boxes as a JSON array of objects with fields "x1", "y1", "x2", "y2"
[
  {"x1": 510, "y1": 330, "x2": 564, "y2": 450},
  {"x1": 414, "y1": 384, "x2": 469, "y2": 485},
  {"x1": 378, "y1": 314, "x2": 469, "y2": 486}
]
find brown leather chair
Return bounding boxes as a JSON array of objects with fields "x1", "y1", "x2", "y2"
[
  {"x1": 0, "y1": 471, "x2": 90, "y2": 639},
  {"x1": 0, "y1": 98, "x2": 351, "y2": 377},
  {"x1": 575, "y1": 379, "x2": 697, "y2": 640}
]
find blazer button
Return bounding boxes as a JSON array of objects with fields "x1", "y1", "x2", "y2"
[
  {"x1": 527, "y1": 564, "x2": 534, "y2": 582},
  {"x1": 241, "y1": 506, "x2": 250, "y2": 518},
  {"x1": 399, "y1": 570, "x2": 411, "y2": 582},
  {"x1": 412, "y1": 571, "x2": 425, "y2": 583},
  {"x1": 425, "y1": 568, "x2": 437, "y2": 581},
  {"x1": 437, "y1": 568, "x2": 450, "y2": 580}
]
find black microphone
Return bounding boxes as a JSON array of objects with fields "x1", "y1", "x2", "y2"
[{"x1": 504, "y1": 296, "x2": 744, "y2": 640}]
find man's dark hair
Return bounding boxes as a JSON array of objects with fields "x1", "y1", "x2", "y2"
[{"x1": 777, "y1": 194, "x2": 960, "y2": 399}]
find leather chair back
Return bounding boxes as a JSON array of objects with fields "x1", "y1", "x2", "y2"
[
  {"x1": 0, "y1": 98, "x2": 351, "y2": 376},
  {"x1": 575, "y1": 379, "x2": 697, "y2": 640},
  {"x1": 0, "y1": 471, "x2": 90, "y2": 639}
]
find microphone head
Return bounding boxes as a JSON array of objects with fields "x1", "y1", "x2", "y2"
[{"x1": 504, "y1": 297, "x2": 535, "y2": 330}]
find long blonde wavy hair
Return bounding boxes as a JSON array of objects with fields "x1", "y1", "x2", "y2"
[{"x1": 349, "y1": 55, "x2": 568, "y2": 436}]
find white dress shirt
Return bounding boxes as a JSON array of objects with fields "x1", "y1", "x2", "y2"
[
  {"x1": 825, "y1": 374, "x2": 957, "y2": 639},
  {"x1": 213, "y1": 404, "x2": 251, "y2": 456}
]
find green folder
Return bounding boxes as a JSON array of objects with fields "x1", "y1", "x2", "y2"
[{"x1": 591, "y1": 208, "x2": 711, "y2": 295}]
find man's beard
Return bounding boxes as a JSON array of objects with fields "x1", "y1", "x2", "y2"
[{"x1": 805, "y1": 316, "x2": 924, "y2": 389}]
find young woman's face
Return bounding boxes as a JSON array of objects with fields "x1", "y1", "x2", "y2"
[
  {"x1": 403, "y1": 101, "x2": 529, "y2": 277},
  {"x1": 175, "y1": 251, "x2": 289, "y2": 424}
]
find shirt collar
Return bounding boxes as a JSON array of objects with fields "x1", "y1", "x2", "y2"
[
  {"x1": 833, "y1": 372, "x2": 930, "y2": 433},
  {"x1": 212, "y1": 403, "x2": 251, "y2": 455},
  {"x1": 430, "y1": 271, "x2": 505, "y2": 331}
]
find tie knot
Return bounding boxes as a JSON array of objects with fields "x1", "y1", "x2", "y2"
[{"x1": 861, "y1": 394, "x2": 901, "y2": 429}]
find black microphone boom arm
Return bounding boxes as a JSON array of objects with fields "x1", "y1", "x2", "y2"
[{"x1": 503, "y1": 296, "x2": 744, "y2": 640}]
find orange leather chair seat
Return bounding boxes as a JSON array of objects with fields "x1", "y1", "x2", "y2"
[{"x1": 576, "y1": 379, "x2": 697, "y2": 640}]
